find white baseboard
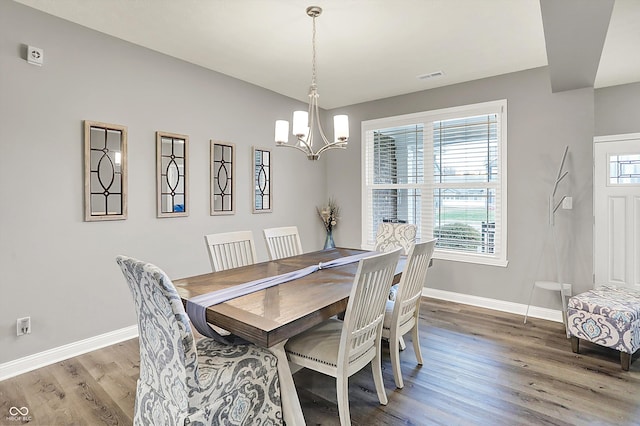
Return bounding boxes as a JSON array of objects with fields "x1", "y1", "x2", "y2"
[
  {"x1": 0, "y1": 325, "x2": 138, "y2": 382},
  {"x1": 422, "y1": 288, "x2": 563, "y2": 323}
]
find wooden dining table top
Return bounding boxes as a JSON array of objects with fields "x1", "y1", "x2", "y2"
[{"x1": 174, "y1": 247, "x2": 404, "y2": 348}]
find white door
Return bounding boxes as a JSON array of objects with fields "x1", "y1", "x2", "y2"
[{"x1": 594, "y1": 134, "x2": 640, "y2": 288}]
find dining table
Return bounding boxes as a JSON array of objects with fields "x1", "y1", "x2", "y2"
[{"x1": 173, "y1": 247, "x2": 404, "y2": 425}]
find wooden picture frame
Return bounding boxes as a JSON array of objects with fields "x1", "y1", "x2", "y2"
[
  {"x1": 84, "y1": 120, "x2": 128, "y2": 221},
  {"x1": 156, "y1": 131, "x2": 189, "y2": 218},
  {"x1": 210, "y1": 140, "x2": 236, "y2": 215},
  {"x1": 252, "y1": 146, "x2": 272, "y2": 213}
]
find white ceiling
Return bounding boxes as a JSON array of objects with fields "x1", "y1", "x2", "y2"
[{"x1": 13, "y1": 0, "x2": 640, "y2": 109}]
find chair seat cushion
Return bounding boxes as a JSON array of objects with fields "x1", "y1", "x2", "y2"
[
  {"x1": 285, "y1": 319, "x2": 343, "y2": 367},
  {"x1": 568, "y1": 285, "x2": 640, "y2": 321},
  {"x1": 388, "y1": 283, "x2": 399, "y2": 301},
  {"x1": 382, "y1": 300, "x2": 395, "y2": 330}
]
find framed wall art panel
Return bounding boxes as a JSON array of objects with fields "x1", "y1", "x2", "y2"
[
  {"x1": 156, "y1": 131, "x2": 189, "y2": 218},
  {"x1": 211, "y1": 140, "x2": 235, "y2": 215},
  {"x1": 84, "y1": 120, "x2": 128, "y2": 221},
  {"x1": 252, "y1": 146, "x2": 272, "y2": 213}
]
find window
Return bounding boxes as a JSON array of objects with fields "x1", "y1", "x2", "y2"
[
  {"x1": 362, "y1": 100, "x2": 507, "y2": 266},
  {"x1": 609, "y1": 154, "x2": 640, "y2": 184}
]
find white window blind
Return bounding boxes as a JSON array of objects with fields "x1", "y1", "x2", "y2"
[
  {"x1": 363, "y1": 124, "x2": 424, "y2": 245},
  {"x1": 362, "y1": 100, "x2": 507, "y2": 266}
]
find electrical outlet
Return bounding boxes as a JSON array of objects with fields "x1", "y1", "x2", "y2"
[{"x1": 17, "y1": 317, "x2": 31, "y2": 336}]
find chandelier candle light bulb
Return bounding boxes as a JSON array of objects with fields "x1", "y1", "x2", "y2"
[
  {"x1": 274, "y1": 6, "x2": 349, "y2": 160},
  {"x1": 334, "y1": 115, "x2": 349, "y2": 141},
  {"x1": 292, "y1": 111, "x2": 308, "y2": 137},
  {"x1": 274, "y1": 120, "x2": 289, "y2": 143}
]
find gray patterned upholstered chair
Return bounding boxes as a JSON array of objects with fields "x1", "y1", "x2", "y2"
[{"x1": 116, "y1": 256, "x2": 282, "y2": 426}]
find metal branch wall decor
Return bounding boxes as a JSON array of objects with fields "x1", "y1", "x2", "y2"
[
  {"x1": 156, "y1": 131, "x2": 189, "y2": 217},
  {"x1": 252, "y1": 146, "x2": 272, "y2": 213},
  {"x1": 211, "y1": 141, "x2": 236, "y2": 215},
  {"x1": 84, "y1": 120, "x2": 128, "y2": 221}
]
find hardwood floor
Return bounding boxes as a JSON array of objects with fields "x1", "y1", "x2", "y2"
[{"x1": 2, "y1": 298, "x2": 640, "y2": 425}]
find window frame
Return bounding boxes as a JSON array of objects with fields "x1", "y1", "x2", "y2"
[{"x1": 361, "y1": 100, "x2": 508, "y2": 267}]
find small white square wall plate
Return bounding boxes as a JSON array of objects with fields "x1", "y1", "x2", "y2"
[{"x1": 27, "y1": 45, "x2": 44, "y2": 66}]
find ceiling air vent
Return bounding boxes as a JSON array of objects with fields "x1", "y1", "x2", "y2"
[{"x1": 417, "y1": 71, "x2": 444, "y2": 80}]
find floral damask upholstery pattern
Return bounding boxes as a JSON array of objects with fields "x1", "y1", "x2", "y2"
[
  {"x1": 567, "y1": 285, "x2": 640, "y2": 355},
  {"x1": 116, "y1": 256, "x2": 282, "y2": 426},
  {"x1": 375, "y1": 223, "x2": 417, "y2": 255},
  {"x1": 375, "y1": 223, "x2": 417, "y2": 301}
]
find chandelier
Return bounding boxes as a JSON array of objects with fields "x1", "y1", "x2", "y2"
[{"x1": 274, "y1": 6, "x2": 349, "y2": 161}]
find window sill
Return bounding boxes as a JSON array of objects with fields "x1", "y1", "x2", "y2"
[
  {"x1": 362, "y1": 243, "x2": 508, "y2": 268},
  {"x1": 433, "y1": 251, "x2": 508, "y2": 268}
]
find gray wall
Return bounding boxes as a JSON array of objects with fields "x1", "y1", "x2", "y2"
[
  {"x1": 4, "y1": 0, "x2": 639, "y2": 367},
  {"x1": 327, "y1": 67, "x2": 595, "y2": 308},
  {"x1": 0, "y1": 1, "x2": 329, "y2": 363},
  {"x1": 594, "y1": 82, "x2": 640, "y2": 137}
]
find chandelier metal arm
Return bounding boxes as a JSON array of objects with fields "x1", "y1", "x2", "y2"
[
  {"x1": 313, "y1": 141, "x2": 347, "y2": 158},
  {"x1": 276, "y1": 141, "x2": 317, "y2": 156}
]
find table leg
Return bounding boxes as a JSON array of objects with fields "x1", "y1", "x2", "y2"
[{"x1": 271, "y1": 340, "x2": 305, "y2": 425}]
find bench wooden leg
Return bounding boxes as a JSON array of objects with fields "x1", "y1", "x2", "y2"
[
  {"x1": 570, "y1": 336, "x2": 579, "y2": 354},
  {"x1": 620, "y1": 351, "x2": 631, "y2": 371}
]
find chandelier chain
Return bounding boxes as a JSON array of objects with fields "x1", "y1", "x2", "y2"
[{"x1": 311, "y1": 14, "x2": 317, "y2": 88}]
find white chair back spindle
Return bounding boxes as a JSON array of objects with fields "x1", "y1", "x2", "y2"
[
  {"x1": 204, "y1": 231, "x2": 257, "y2": 272},
  {"x1": 263, "y1": 226, "x2": 303, "y2": 260},
  {"x1": 340, "y1": 250, "x2": 401, "y2": 370}
]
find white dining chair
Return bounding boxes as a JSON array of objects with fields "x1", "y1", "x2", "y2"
[
  {"x1": 116, "y1": 255, "x2": 282, "y2": 425},
  {"x1": 382, "y1": 239, "x2": 436, "y2": 389},
  {"x1": 376, "y1": 222, "x2": 419, "y2": 310},
  {"x1": 204, "y1": 230, "x2": 257, "y2": 272},
  {"x1": 285, "y1": 248, "x2": 402, "y2": 426},
  {"x1": 263, "y1": 226, "x2": 303, "y2": 260}
]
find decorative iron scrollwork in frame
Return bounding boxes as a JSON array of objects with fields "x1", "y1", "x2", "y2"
[
  {"x1": 84, "y1": 120, "x2": 127, "y2": 221},
  {"x1": 211, "y1": 141, "x2": 235, "y2": 215},
  {"x1": 252, "y1": 146, "x2": 272, "y2": 213},
  {"x1": 157, "y1": 131, "x2": 188, "y2": 217}
]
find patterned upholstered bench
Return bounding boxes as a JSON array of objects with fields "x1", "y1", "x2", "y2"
[{"x1": 567, "y1": 285, "x2": 640, "y2": 370}]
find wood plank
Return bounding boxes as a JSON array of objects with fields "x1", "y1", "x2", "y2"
[
  {"x1": 77, "y1": 345, "x2": 137, "y2": 417},
  {"x1": 49, "y1": 358, "x2": 131, "y2": 425}
]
